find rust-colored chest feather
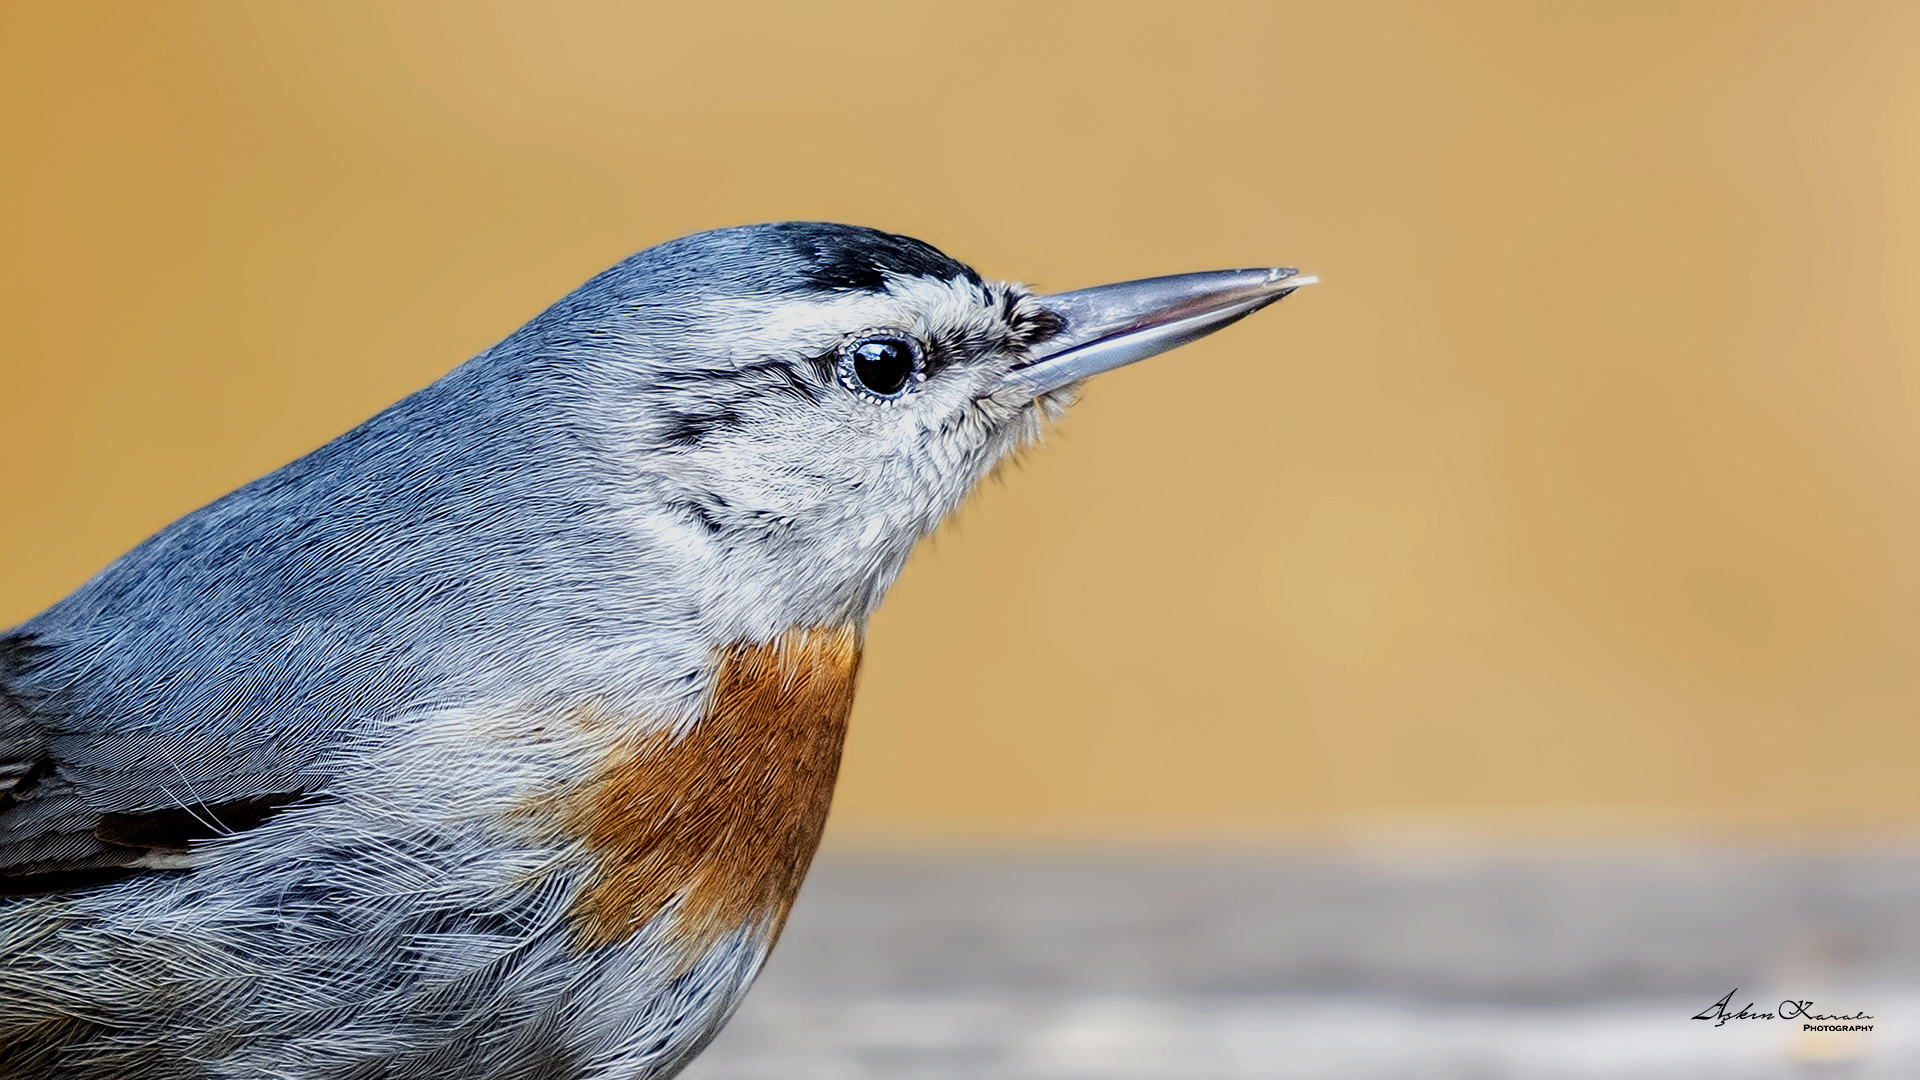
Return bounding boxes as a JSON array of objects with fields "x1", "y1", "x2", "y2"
[{"x1": 560, "y1": 625, "x2": 861, "y2": 958}]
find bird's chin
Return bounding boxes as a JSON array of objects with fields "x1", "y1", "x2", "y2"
[
  {"x1": 962, "y1": 383, "x2": 1076, "y2": 493},
  {"x1": 1013, "y1": 382, "x2": 1078, "y2": 441},
  {"x1": 1032, "y1": 382, "x2": 1079, "y2": 420},
  {"x1": 979, "y1": 378, "x2": 1076, "y2": 425}
]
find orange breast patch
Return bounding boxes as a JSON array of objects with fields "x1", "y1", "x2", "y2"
[{"x1": 556, "y1": 625, "x2": 862, "y2": 961}]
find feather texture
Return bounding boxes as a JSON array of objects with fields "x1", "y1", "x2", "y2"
[{"x1": 0, "y1": 223, "x2": 1066, "y2": 1078}]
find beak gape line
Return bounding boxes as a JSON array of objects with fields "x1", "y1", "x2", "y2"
[{"x1": 1002, "y1": 267, "x2": 1315, "y2": 397}]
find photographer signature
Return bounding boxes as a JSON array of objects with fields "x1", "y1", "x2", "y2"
[{"x1": 1692, "y1": 989, "x2": 1874, "y2": 1029}]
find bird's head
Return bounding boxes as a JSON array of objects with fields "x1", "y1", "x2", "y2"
[{"x1": 494, "y1": 222, "x2": 1309, "y2": 633}]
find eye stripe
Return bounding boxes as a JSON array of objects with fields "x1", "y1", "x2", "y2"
[{"x1": 731, "y1": 359, "x2": 824, "y2": 404}]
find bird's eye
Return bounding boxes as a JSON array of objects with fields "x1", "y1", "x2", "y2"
[{"x1": 837, "y1": 335, "x2": 923, "y2": 400}]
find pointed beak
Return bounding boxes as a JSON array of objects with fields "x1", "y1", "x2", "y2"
[{"x1": 1000, "y1": 267, "x2": 1314, "y2": 397}]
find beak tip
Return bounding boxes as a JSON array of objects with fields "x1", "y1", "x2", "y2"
[{"x1": 1270, "y1": 272, "x2": 1317, "y2": 301}]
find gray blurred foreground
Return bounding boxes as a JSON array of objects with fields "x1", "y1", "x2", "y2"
[{"x1": 683, "y1": 847, "x2": 1920, "y2": 1080}]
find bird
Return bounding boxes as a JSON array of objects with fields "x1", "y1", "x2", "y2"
[{"x1": 0, "y1": 222, "x2": 1309, "y2": 1079}]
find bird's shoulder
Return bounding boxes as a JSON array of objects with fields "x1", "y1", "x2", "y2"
[
  {"x1": 0, "y1": 369, "x2": 596, "y2": 895},
  {"x1": 0, "y1": 622, "x2": 323, "y2": 895}
]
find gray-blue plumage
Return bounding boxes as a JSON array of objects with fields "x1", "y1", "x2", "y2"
[
  {"x1": 2, "y1": 223, "x2": 988, "y2": 877},
  {"x1": 0, "y1": 220, "x2": 1305, "y2": 1079},
  {"x1": 0, "y1": 222, "x2": 1070, "y2": 1079}
]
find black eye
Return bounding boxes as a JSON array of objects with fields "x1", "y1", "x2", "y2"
[{"x1": 837, "y1": 335, "x2": 922, "y2": 400}]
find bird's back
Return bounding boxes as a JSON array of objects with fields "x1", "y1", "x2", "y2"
[{"x1": 0, "y1": 301, "x2": 776, "y2": 1078}]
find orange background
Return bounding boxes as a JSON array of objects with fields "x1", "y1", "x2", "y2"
[{"x1": 3, "y1": 1, "x2": 1917, "y2": 844}]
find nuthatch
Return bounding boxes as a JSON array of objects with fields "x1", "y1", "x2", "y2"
[{"x1": 0, "y1": 223, "x2": 1309, "y2": 1078}]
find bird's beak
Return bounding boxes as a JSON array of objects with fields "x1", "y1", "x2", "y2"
[{"x1": 1000, "y1": 267, "x2": 1314, "y2": 397}]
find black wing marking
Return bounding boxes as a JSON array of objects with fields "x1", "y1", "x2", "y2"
[{"x1": 0, "y1": 636, "x2": 304, "y2": 897}]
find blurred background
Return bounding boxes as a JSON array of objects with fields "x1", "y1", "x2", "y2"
[{"x1": 3, "y1": 1, "x2": 1917, "y2": 1076}]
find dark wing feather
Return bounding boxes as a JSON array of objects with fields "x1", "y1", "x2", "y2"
[
  {"x1": 0, "y1": 637, "x2": 305, "y2": 894},
  {"x1": 0, "y1": 267, "x2": 647, "y2": 896}
]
